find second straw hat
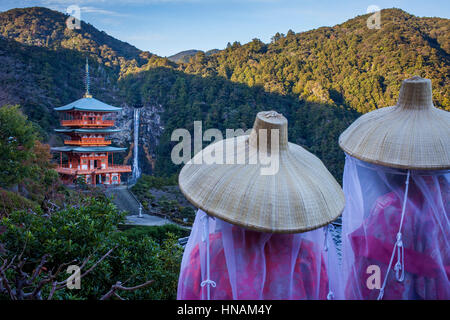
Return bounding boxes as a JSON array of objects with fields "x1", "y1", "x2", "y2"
[
  {"x1": 179, "y1": 111, "x2": 345, "y2": 233},
  {"x1": 339, "y1": 76, "x2": 450, "y2": 170}
]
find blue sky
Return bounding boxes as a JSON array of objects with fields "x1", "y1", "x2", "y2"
[{"x1": 1, "y1": 0, "x2": 449, "y2": 57}]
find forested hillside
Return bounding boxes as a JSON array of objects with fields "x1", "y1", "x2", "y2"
[
  {"x1": 177, "y1": 8, "x2": 449, "y2": 112},
  {"x1": 0, "y1": 7, "x2": 172, "y2": 136},
  {"x1": 168, "y1": 50, "x2": 202, "y2": 63},
  {"x1": 118, "y1": 9, "x2": 449, "y2": 178},
  {"x1": 118, "y1": 67, "x2": 357, "y2": 180},
  {"x1": 0, "y1": 7, "x2": 448, "y2": 181},
  {"x1": 0, "y1": 36, "x2": 118, "y2": 135},
  {"x1": 168, "y1": 49, "x2": 220, "y2": 63},
  {"x1": 0, "y1": 7, "x2": 150, "y2": 68}
]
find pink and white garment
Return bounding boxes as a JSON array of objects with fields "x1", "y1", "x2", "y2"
[
  {"x1": 177, "y1": 209, "x2": 336, "y2": 300},
  {"x1": 330, "y1": 155, "x2": 450, "y2": 300}
]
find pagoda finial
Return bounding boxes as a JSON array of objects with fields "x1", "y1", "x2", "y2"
[{"x1": 84, "y1": 57, "x2": 92, "y2": 98}]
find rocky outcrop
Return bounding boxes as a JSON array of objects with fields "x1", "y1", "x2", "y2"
[{"x1": 112, "y1": 103, "x2": 164, "y2": 175}]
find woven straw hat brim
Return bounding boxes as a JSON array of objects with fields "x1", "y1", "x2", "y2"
[
  {"x1": 339, "y1": 105, "x2": 450, "y2": 170},
  {"x1": 179, "y1": 136, "x2": 345, "y2": 233}
]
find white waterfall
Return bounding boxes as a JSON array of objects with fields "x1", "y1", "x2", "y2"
[{"x1": 132, "y1": 108, "x2": 141, "y2": 182}]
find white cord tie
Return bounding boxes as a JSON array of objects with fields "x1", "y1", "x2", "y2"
[
  {"x1": 394, "y1": 233, "x2": 405, "y2": 282},
  {"x1": 377, "y1": 288, "x2": 384, "y2": 300},
  {"x1": 201, "y1": 215, "x2": 208, "y2": 242},
  {"x1": 323, "y1": 225, "x2": 329, "y2": 252},
  {"x1": 324, "y1": 225, "x2": 333, "y2": 299},
  {"x1": 377, "y1": 170, "x2": 410, "y2": 300},
  {"x1": 201, "y1": 280, "x2": 217, "y2": 288},
  {"x1": 201, "y1": 214, "x2": 214, "y2": 300}
]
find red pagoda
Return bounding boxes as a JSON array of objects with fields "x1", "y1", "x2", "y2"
[{"x1": 51, "y1": 60, "x2": 131, "y2": 185}]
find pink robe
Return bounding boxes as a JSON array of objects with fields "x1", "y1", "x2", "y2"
[
  {"x1": 178, "y1": 227, "x2": 329, "y2": 300},
  {"x1": 346, "y1": 182, "x2": 450, "y2": 299}
]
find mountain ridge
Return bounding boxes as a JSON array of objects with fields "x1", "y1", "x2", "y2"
[
  {"x1": 0, "y1": 7, "x2": 150, "y2": 68},
  {"x1": 168, "y1": 49, "x2": 220, "y2": 63},
  {"x1": 177, "y1": 8, "x2": 449, "y2": 112}
]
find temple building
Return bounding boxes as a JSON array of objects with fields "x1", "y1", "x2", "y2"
[{"x1": 51, "y1": 60, "x2": 131, "y2": 185}]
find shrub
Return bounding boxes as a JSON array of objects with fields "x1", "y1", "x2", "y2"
[
  {"x1": 0, "y1": 197, "x2": 185, "y2": 300},
  {"x1": 120, "y1": 224, "x2": 190, "y2": 244}
]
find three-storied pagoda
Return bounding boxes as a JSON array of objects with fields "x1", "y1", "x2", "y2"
[{"x1": 51, "y1": 60, "x2": 131, "y2": 185}]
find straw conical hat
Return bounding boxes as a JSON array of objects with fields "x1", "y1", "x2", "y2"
[
  {"x1": 179, "y1": 111, "x2": 345, "y2": 233},
  {"x1": 339, "y1": 76, "x2": 450, "y2": 170}
]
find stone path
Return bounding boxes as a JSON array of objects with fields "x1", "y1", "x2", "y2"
[{"x1": 104, "y1": 185, "x2": 172, "y2": 227}]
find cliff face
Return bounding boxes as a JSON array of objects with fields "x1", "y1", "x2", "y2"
[{"x1": 112, "y1": 103, "x2": 163, "y2": 175}]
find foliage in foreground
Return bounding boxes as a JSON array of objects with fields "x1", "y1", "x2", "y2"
[
  {"x1": 120, "y1": 224, "x2": 190, "y2": 244},
  {"x1": 0, "y1": 197, "x2": 184, "y2": 300},
  {"x1": 0, "y1": 105, "x2": 62, "y2": 217},
  {"x1": 0, "y1": 105, "x2": 39, "y2": 187}
]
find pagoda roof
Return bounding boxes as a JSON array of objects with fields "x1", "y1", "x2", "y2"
[
  {"x1": 51, "y1": 146, "x2": 126, "y2": 153},
  {"x1": 54, "y1": 97, "x2": 121, "y2": 112},
  {"x1": 54, "y1": 128, "x2": 121, "y2": 133}
]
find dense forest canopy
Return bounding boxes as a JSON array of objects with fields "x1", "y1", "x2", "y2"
[
  {"x1": 175, "y1": 9, "x2": 449, "y2": 112},
  {"x1": 0, "y1": 7, "x2": 150, "y2": 68}
]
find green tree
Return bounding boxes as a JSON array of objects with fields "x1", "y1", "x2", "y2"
[{"x1": 0, "y1": 105, "x2": 38, "y2": 187}]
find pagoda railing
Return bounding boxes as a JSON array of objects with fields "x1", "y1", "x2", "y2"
[
  {"x1": 61, "y1": 120, "x2": 115, "y2": 127},
  {"x1": 64, "y1": 138, "x2": 112, "y2": 145},
  {"x1": 56, "y1": 165, "x2": 131, "y2": 175},
  {"x1": 96, "y1": 165, "x2": 132, "y2": 173}
]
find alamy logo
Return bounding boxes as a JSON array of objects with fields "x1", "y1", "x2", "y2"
[
  {"x1": 171, "y1": 121, "x2": 280, "y2": 175},
  {"x1": 366, "y1": 265, "x2": 381, "y2": 290},
  {"x1": 66, "y1": 5, "x2": 81, "y2": 30},
  {"x1": 366, "y1": 5, "x2": 381, "y2": 30},
  {"x1": 66, "y1": 265, "x2": 81, "y2": 290}
]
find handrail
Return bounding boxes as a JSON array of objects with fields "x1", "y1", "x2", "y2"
[
  {"x1": 61, "y1": 120, "x2": 115, "y2": 126},
  {"x1": 126, "y1": 181, "x2": 145, "y2": 218},
  {"x1": 125, "y1": 177, "x2": 190, "y2": 229},
  {"x1": 64, "y1": 138, "x2": 112, "y2": 145},
  {"x1": 56, "y1": 165, "x2": 131, "y2": 173}
]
